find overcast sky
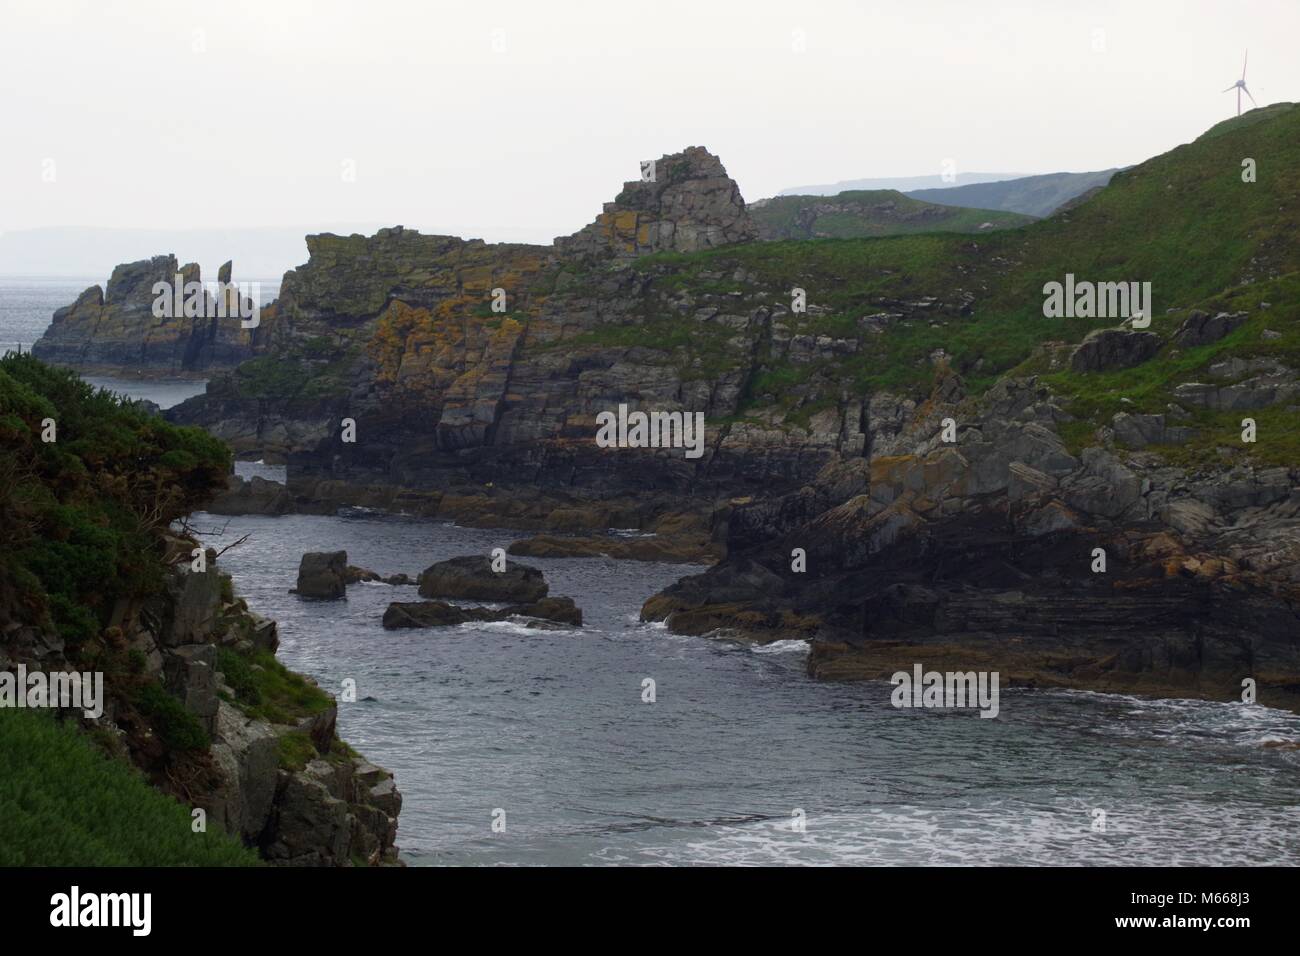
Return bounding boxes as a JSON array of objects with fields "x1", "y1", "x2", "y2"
[{"x1": 2, "y1": 0, "x2": 1296, "y2": 244}]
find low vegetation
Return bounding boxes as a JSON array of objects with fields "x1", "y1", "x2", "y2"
[{"x1": 0, "y1": 709, "x2": 257, "y2": 866}]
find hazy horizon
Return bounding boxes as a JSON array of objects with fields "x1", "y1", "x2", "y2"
[{"x1": 3, "y1": 0, "x2": 1296, "y2": 241}]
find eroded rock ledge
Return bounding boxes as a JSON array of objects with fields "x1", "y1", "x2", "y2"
[{"x1": 641, "y1": 374, "x2": 1300, "y2": 710}]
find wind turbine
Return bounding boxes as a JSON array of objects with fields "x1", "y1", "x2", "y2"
[{"x1": 1223, "y1": 51, "x2": 1257, "y2": 117}]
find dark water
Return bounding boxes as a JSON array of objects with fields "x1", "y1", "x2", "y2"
[
  {"x1": 8, "y1": 282, "x2": 1300, "y2": 865},
  {"x1": 193, "y1": 492, "x2": 1300, "y2": 866},
  {"x1": 0, "y1": 276, "x2": 279, "y2": 409}
]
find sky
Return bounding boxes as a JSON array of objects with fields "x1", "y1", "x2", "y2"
[{"x1": 1, "y1": 0, "x2": 1297, "y2": 248}]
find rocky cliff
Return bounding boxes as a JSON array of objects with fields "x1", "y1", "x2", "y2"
[
  {"x1": 160, "y1": 105, "x2": 1300, "y2": 707},
  {"x1": 168, "y1": 147, "x2": 840, "y2": 529},
  {"x1": 32, "y1": 256, "x2": 261, "y2": 375},
  {"x1": 5, "y1": 543, "x2": 402, "y2": 865},
  {"x1": 641, "y1": 368, "x2": 1300, "y2": 709}
]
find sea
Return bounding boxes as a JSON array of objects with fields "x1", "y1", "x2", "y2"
[{"x1": 4, "y1": 275, "x2": 1299, "y2": 866}]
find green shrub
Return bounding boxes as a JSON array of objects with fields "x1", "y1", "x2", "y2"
[
  {"x1": 216, "y1": 647, "x2": 262, "y2": 706},
  {"x1": 132, "y1": 682, "x2": 209, "y2": 752}
]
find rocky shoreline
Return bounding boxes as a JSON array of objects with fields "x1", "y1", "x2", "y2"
[
  {"x1": 641, "y1": 371, "x2": 1300, "y2": 711},
  {"x1": 26, "y1": 107, "x2": 1300, "y2": 715}
]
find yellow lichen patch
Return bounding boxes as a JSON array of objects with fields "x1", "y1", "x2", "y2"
[
  {"x1": 367, "y1": 300, "x2": 435, "y2": 386},
  {"x1": 612, "y1": 210, "x2": 638, "y2": 235}
]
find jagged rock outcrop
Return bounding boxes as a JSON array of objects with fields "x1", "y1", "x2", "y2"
[
  {"x1": 159, "y1": 148, "x2": 983, "y2": 535},
  {"x1": 294, "y1": 551, "x2": 348, "y2": 599},
  {"x1": 2, "y1": 539, "x2": 403, "y2": 865},
  {"x1": 32, "y1": 256, "x2": 260, "y2": 374},
  {"x1": 556, "y1": 146, "x2": 756, "y2": 261}
]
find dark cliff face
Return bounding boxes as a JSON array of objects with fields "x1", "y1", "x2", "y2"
[
  {"x1": 641, "y1": 372, "x2": 1300, "y2": 708},
  {"x1": 32, "y1": 256, "x2": 260, "y2": 375}
]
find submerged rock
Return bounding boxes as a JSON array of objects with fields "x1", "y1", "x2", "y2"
[
  {"x1": 416, "y1": 555, "x2": 548, "y2": 603},
  {"x1": 382, "y1": 595, "x2": 582, "y2": 629}
]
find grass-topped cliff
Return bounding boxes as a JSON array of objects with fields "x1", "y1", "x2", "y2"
[
  {"x1": 618, "y1": 102, "x2": 1299, "y2": 466},
  {"x1": 151, "y1": 105, "x2": 1300, "y2": 538},
  {"x1": 0, "y1": 354, "x2": 402, "y2": 865}
]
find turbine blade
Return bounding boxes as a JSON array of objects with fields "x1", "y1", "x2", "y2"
[
  {"x1": 1245, "y1": 86, "x2": 1258, "y2": 107},
  {"x1": 1223, "y1": 84, "x2": 1237, "y2": 92},
  {"x1": 1242, "y1": 50, "x2": 1248, "y2": 80}
]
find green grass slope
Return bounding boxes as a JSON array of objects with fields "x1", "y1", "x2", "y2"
[
  {"x1": 751, "y1": 188, "x2": 1033, "y2": 240},
  {"x1": 628, "y1": 104, "x2": 1299, "y2": 465},
  {"x1": 907, "y1": 168, "x2": 1120, "y2": 217},
  {"x1": 0, "y1": 709, "x2": 257, "y2": 866}
]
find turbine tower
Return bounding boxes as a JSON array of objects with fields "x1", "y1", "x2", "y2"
[{"x1": 1223, "y1": 51, "x2": 1257, "y2": 117}]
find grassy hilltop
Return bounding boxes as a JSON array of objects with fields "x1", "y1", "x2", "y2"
[
  {"x1": 750, "y1": 189, "x2": 1034, "y2": 240},
  {"x1": 621, "y1": 103, "x2": 1299, "y2": 463}
]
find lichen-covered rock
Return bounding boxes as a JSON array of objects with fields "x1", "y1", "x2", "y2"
[
  {"x1": 163, "y1": 150, "x2": 874, "y2": 519},
  {"x1": 640, "y1": 371, "x2": 1300, "y2": 709}
]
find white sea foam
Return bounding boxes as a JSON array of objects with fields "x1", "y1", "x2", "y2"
[
  {"x1": 751, "y1": 639, "x2": 810, "y2": 656},
  {"x1": 609, "y1": 798, "x2": 1300, "y2": 867}
]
